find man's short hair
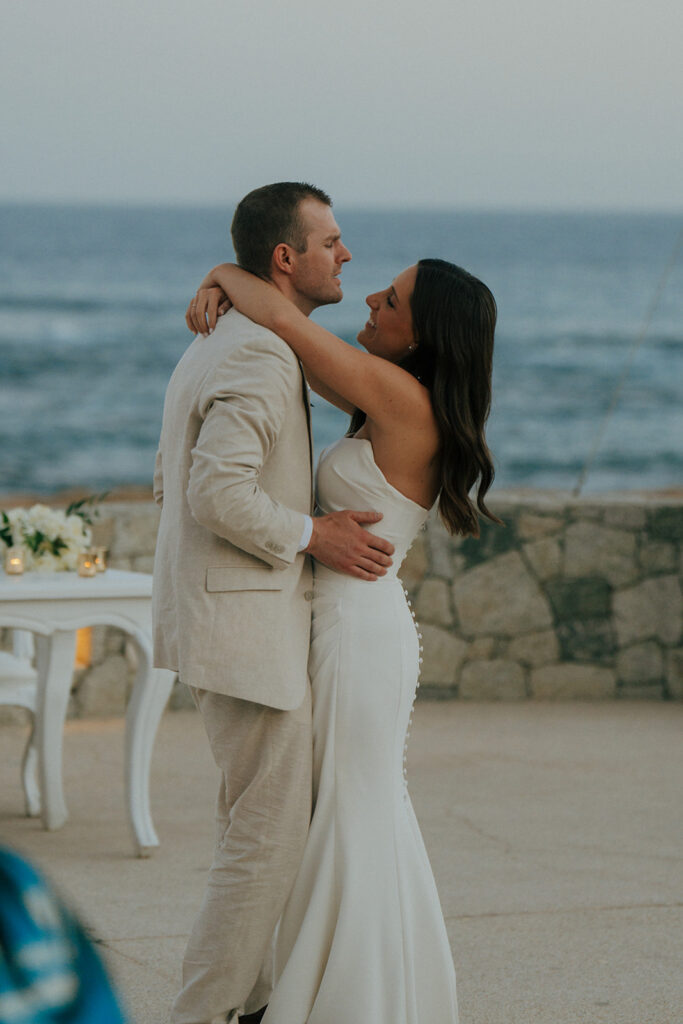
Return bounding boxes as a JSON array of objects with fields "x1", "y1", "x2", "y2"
[{"x1": 231, "y1": 182, "x2": 332, "y2": 279}]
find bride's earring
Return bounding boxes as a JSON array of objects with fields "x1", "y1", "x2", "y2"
[{"x1": 406, "y1": 343, "x2": 422, "y2": 381}]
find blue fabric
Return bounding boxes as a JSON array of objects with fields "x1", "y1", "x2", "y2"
[{"x1": 0, "y1": 848, "x2": 127, "y2": 1024}]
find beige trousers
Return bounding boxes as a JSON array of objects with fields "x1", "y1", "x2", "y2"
[{"x1": 171, "y1": 685, "x2": 312, "y2": 1024}]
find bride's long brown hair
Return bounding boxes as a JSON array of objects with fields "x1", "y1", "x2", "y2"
[{"x1": 348, "y1": 258, "x2": 501, "y2": 538}]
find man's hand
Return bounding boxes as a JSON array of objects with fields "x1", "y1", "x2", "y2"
[{"x1": 307, "y1": 510, "x2": 394, "y2": 581}]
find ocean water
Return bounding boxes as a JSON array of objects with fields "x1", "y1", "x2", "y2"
[{"x1": 0, "y1": 204, "x2": 681, "y2": 496}]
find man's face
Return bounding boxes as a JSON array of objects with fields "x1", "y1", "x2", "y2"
[{"x1": 289, "y1": 199, "x2": 351, "y2": 313}]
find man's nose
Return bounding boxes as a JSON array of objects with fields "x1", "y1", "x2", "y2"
[{"x1": 339, "y1": 244, "x2": 352, "y2": 263}]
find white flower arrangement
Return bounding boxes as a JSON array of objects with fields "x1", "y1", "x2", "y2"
[{"x1": 0, "y1": 495, "x2": 106, "y2": 572}]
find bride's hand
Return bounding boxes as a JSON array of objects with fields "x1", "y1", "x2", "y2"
[
  {"x1": 186, "y1": 263, "x2": 289, "y2": 339},
  {"x1": 185, "y1": 286, "x2": 231, "y2": 335}
]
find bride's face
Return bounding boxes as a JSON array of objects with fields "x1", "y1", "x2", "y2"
[{"x1": 356, "y1": 265, "x2": 417, "y2": 362}]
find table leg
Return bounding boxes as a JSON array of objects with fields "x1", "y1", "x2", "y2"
[
  {"x1": 22, "y1": 722, "x2": 41, "y2": 817},
  {"x1": 34, "y1": 630, "x2": 77, "y2": 831},
  {"x1": 125, "y1": 632, "x2": 175, "y2": 857}
]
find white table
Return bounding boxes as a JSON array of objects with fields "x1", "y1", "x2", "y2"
[{"x1": 0, "y1": 569, "x2": 175, "y2": 856}]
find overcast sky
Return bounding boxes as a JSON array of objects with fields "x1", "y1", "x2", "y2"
[{"x1": 2, "y1": 0, "x2": 681, "y2": 210}]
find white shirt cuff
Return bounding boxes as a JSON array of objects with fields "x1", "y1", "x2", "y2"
[{"x1": 297, "y1": 514, "x2": 314, "y2": 552}]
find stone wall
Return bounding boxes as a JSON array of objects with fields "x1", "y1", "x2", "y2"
[
  {"x1": 70, "y1": 502, "x2": 162, "y2": 716},
  {"x1": 2, "y1": 491, "x2": 682, "y2": 716},
  {"x1": 401, "y1": 492, "x2": 682, "y2": 701}
]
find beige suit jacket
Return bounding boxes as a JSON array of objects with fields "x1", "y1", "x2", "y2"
[{"x1": 152, "y1": 309, "x2": 314, "y2": 710}]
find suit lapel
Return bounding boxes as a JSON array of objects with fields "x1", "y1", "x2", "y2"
[{"x1": 298, "y1": 361, "x2": 314, "y2": 512}]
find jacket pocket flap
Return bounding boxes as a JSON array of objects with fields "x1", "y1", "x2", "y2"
[{"x1": 206, "y1": 566, "x2": 283, "y2": 593}]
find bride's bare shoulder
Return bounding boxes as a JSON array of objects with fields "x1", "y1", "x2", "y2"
[{"x1": 363, "y1": 396, "x2": 441, "y2": 467}]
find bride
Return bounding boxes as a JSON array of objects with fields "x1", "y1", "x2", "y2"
[{"x1": 186, "y1": 255, "x2": 499, "y2": 1023}]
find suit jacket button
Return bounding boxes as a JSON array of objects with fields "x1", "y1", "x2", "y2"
[{"x1": 304, "y1": 590, "x2": 314, "y2": 601}]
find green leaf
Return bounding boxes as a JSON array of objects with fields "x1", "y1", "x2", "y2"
[
  {"x1": 0, "y1": 511, "x2": 13, "y2": 548},
  {"x1": 66, "y1": 492, "x2": 109, "y2": 524},
  {"x1": 65, "y1": 498, "x2": 86, "y2": 517},
  {"x1": 24, "y1": 530, "x2": 45, "y2": 554}
]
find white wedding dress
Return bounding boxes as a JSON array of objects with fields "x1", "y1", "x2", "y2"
[{"x1": 262, "y1": 437, "x2": 459, "y2": 1024}]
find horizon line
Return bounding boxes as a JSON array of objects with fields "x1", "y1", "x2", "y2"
[{"x1": 0, "y1": 197, "x2": 682, "y2": 218}]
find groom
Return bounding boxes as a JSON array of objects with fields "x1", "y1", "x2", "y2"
[{"x1": 153, "y1": 182, "x2": 393, "y2": 1024}]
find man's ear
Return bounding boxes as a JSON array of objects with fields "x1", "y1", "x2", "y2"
[{"x1": 272, "y1": 243, "x2": 295, "y2": 276}]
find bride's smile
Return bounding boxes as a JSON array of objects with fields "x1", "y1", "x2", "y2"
[{"x1": 356, "y1": 264, "x2": 418, "y2": 363}]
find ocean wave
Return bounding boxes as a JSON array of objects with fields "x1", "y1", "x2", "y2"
[{"x1": 0, "y1": 295, "x2": 167, "y2": 314}]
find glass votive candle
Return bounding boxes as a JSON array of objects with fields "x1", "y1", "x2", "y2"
[
  {"x1": 77, "y1": 551, "x2": 98, "y2": 577},
  {"x1": 92, "y1": 546, "x2": 108, "y2": 573},
  {"x1": 4, "y1": 546, "x2": 25, "y2": 575}
]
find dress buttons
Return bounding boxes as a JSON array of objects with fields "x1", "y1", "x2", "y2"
[
  {"x1": 401, "y1": 579, "x2": 425, "y2": 798},
  {"x1": 304, "y1": 590, "x2": 314, "y2": 601}
]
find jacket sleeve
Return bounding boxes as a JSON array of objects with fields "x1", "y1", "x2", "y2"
[
  {"x1": 153, "y1": 449, "x2": 164, "y2": 508},
  {"x1": 186, "y1": 334, "x2": 307, "y2": 569}
]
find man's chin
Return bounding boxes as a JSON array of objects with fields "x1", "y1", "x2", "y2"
[
  {"x1": 305, "y1": 285, "x2": 344, "y2": 311},
  {"x1": 317, "y1": 289, "x2": 344, "y2": 307}
]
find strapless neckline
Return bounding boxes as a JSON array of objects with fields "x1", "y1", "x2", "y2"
[
  {"x1": 334, "y1": 436, "x2": 431, "y2": 513},
  {"x1": 316, "y1": 435, "x2": 431, "y2": 578}
]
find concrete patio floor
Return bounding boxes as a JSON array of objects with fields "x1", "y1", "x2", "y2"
[{"x1": 1, "y1": 700, "x2": 681, "y2": 1024}]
